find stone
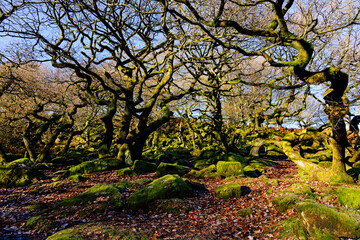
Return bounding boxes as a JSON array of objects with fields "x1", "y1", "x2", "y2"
[
  {"x1": 0, "y1": 158, "x2": 42, "y2": 187},
  {"x1": 216, "y1": 161, "x2": 244, "y2": 178},
  {"x1": 132, "y1": 160, "x2": 157, "y2": 174},
  {"x1": 128, "y1": 174, "x2": 194, "y2": 210},
  {"x1": 117, "y1": 167, "x2": 136, "y2": 176},
  {"x1": 337, "y1": 187, "x2": 360, "y2": 209},
  {"x1": 215, "y1": 182, "x2": 243, "y2": 199},
  {"x1": 156, "y1": 162, "x2": 190, "y2": 177},
  {"x1": 270, "y1": 194, "x2": 298, "y2": 213},
  {"x1": 296, "y1": 201, "x2": 360, "y2": 239}
]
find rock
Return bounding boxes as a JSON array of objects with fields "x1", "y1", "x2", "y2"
[
  {"x1": 55, "y1": 183, "x2": 125, "y2": 215},
  {"x1": 226, "y1": 153, "x2": 247, "y2": 165},
  {"x1": 270, "y1": 194, "x2": 298, "y2": 213},
  {"x1": 243, "y1": 165, "x2": 261, "y2": 178},
  {"x1": 217, "y1": 161, "x2": 244, "y2": 178},
  {"x1": 156, "y1": 162, "x2": 191, "y2": 177},
  {"x1": 0, "y1": 158, "x2": 42, "y2": 187},
  {"x1": 186, "y1": 164, "x2": 219, "y2": 179},
  {"x1": 67, "y1": 158, "x2": 123, "y2": 176},
  {"x1": 128, "y1": 174, "x2": 194, "y2": 210},
  {"x1": 215, "y1": 182, "x2": 243, "y2": 199},
  {"x1": 296, "y1": 201, "x2": 360, "y2": 239},
  {"x1": 25, "y1": 215, "x2": 50, "y2": 231},
  {"x1": 67, "y1": 174, "x2": 86, "y2": 183},
  {"x1": 288, "y1": 183, "x2": 313, "y2": 195},
  {"x1": 337, "y1": 187, "x2": 360, "y2": 209},
  {"x1": 132, "y1": 160, "x2": 157, "y2": 174},
  {"x1": 276, "y1": 217, "x2": 307, "y2": 240},
  {"x1": 115, "y1": 181, "x2": 136, "y2": 191},
  {"x1": 117, "y1": 167, "x2": 136, "y2": 176},
  {"x1": 236, "y1": 207, "x2": 253, "y2": 217}
]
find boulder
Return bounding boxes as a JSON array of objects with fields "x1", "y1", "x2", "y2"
[
  {"x1": 337, "y1": 187, "x2": 360, "y2": 209},
  {"x1": 217, "y1": 161, "x2": 244, "y2": 178},
  {"x1": 288, "y1": 183, "x2": 313, "y2": 195},
  {"x1": 128, "y1": 174, "x2": 194, "y2": 210},
  {"x1": 186, "y1": 164, "x2": 219, "y2": 179},
  {"x1": 0, "y1": 158, "x2": 42, "y2": 187},
  {"x1": 156, "y1": 162, "x2": 190, "y2": 177},
  {"x1": 215, "y1": 182, "x2": 243, "y2": 199},
  {"x1": 55, "y1": 183, "x2": 125, "y2": 216},
  {"x1": 67, "y1": 158, "x2": 123, "y2": 176},
  {"x1": 132, "y1": 160, "x2": 157, "y2": 174},
  {"x1": 117, "y1": 167, "x2": 136, "y2": 176},
  {"x1": 270, "y1": 194, "x2": 298, "y2": 213},
  {"x1": 296, "y1": 201, "x2": 360, "y2": 239}
]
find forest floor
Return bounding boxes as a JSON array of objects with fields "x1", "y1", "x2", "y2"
[{"x1": 0, "y1": 159, "x2": 353, "y2": 240}]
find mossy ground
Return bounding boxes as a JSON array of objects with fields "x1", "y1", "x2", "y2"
[{"x1": 46, "y1": 223, "x2": 152, "y2": 240}]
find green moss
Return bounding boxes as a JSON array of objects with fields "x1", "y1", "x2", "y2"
[
  {"x1": 55, "y1": 183, "x2": 124, "y2": 214},
  {"x1": 186, "y1": 164, "x2": 219, "y2": 179},
  {"x1": 236, "y1": 207, "x2": 253, "y2": 217},
  {"x1": 149, "y1": 198, "x2": 192, "y2": 214},
  {"x1": 98, "y1": 144, "x2": 109, "y2": 158},
  {"x1": 226, "y1": 153, "x2": 247, "y2": 165},
  {"x1": 128, "y1": 174, "x2": 194, "y2": 210},
  {"x1": 133, "y1": 160, "x2": 157, "y2": 174},
  {"x1": 0, "y1": 159, "x2": 42, "y2": 187},
  {"x1": 288, "y1": 183, "x2": 313, "y2": 195},
  {"x1": 68, "y1": 158, "x2": 123, "y2": 176},
  {"x1": 26, "y1": 203, "x2": 47, "y2": 210},
  {"x1": 244, "y1": 165, "x2": 261, "y2": 178},
  {"x1": 25, "y1": 215, "x2": 49, "y2": 231},
  {"x1": 117, "y1": 167, "x2": 136, "y2": 176},
  {"x1": 296, "y1": 201, "x2": 360, "y2": 239},
  {"x1": 277, "y1": 217, "x2": 307, "y2": 239},
  {"x1": 68, "y1": 174, "x2": 86, "y2": 183},
  {"x1": 217, "y1": 161, "x2": 244, "y2": 178},
  {"x1": 156, "y1": 162, "x2": 190, "y2": 177},
  {"x1": 115, "y1": 181, "x2": 136, "y2": 190},
  {"x1": 270, "y1": 194, "x2": 298, "y2": 213},
  {"x1": 337, "y1": 187, "x2": 360, "y2": 209},
  {"x1": 215, "y1": 182, "x2": 243, "y2": 199},
  {"x1": 46, "y1": 223, "x2": 152, "y2": 240}
]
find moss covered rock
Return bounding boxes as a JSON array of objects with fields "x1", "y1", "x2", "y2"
[
  {"x1": 46, "y1": 223, "x2": 152, "y2": 240},
  {"x1": 296, "y1": 201, "x2": 360, "y2": 239},
  {"x1": 186, "y1": 164, "x2": 219, "y2": 179},
  {"x1": 25, "y1": 215, "x2": 50, "y2": 231},
  {"x1": 0, "y1": 158, "x2": 42, "y2": 187},
  {"x1": 67, "y1": 174, "x2": 86, "y2": 183},
  {"x1": 117, "y1": 167, "x2": 136, "y2": 176},
  {"x1": 128, "y1": 174, "x2": 194, "y2": 210},
  {"x1": 337, "y1": 187, "x2": 360, "y2": 209},
  {"x1": 133, "y1": 160, "x2": 157, "y2": 174},
  {"x1": 215, "y1": 182, "x2": 243, "y2": 199},
  {"x1": 276, "y1": 217, "x2": 307, "y2": 240},
  {"x1": 270, "y1": 194, "x2": 298, "y2": 213},
  {"x1": 217, "y1": 161, "x2": 244, "y2": 178},
  {"x1": 156, "y1": 162, "x2": 190, "y2": 177},
  {"x1": 236, "y1": 207, "x2": 253, "y2": 217},
  {"x1": 226, "y1": 153, "x2": 247, "y2": 165},
  {"x1": 288, "y1": 183, "x2": 313, "y2": 195},
  {"x1": 54, "y1": 183, "x2": 124, "y2": 217},
  {"x1": 243, "y1": 165, "x2": 261, "y2": 178},
  {"x1": 67, "y1": 158, "x2": 123, "y2": 176}
]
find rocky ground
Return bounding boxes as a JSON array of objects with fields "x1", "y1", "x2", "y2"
[{"x1": 0, "y1": 159, "x2": 357, "y2": 240}]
